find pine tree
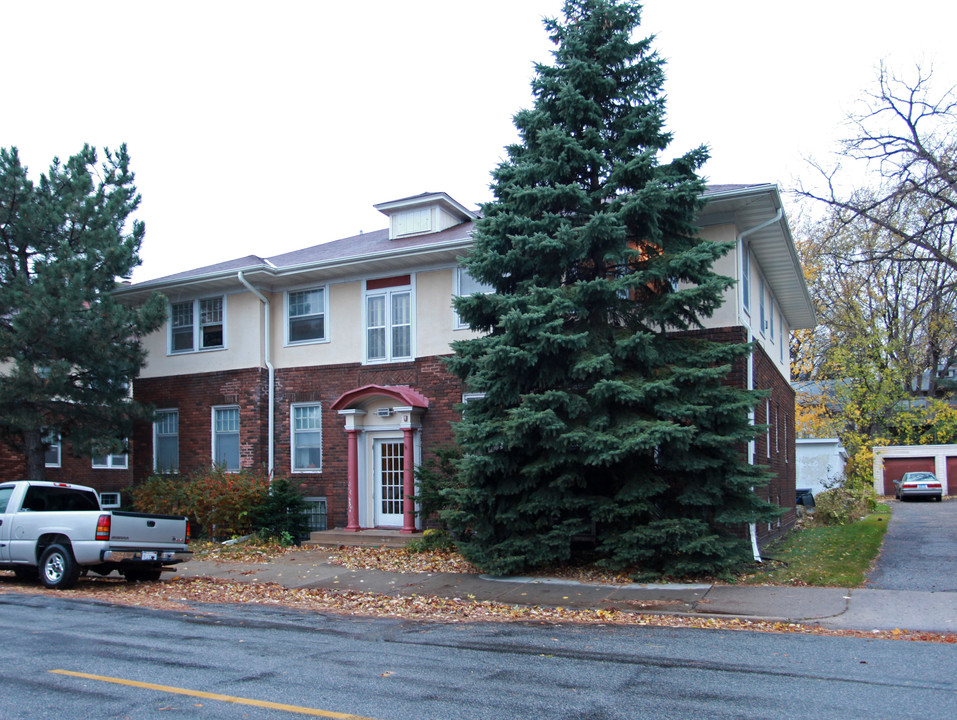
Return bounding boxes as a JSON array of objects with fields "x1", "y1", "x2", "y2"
[
  {"x1": 0, "y1": 144, "x2": 166, "y2": 480},
  {"x1": 446, "y1": 0, "x2": 776, "y2": 578}
]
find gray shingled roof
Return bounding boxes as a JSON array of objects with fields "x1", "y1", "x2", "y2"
[{"x1": 114, "y1": 184, "x2": 814, "y2": 329}]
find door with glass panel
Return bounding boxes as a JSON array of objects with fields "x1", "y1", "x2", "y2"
[{"x1": 373, "y1": 438, "x2": 405, "y2": 527}]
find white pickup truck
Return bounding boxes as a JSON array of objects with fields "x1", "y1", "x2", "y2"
[{"x1": 0, "y1": 480, "x2": 191, "y2": 589}]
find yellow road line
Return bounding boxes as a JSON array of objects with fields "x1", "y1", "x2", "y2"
[{"x1": 50, "y1": 669, "x2": 383, "y2": 719}]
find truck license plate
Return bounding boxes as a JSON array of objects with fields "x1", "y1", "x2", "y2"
[{"x1": 141, "y1": 551, "x2": 157, "y2": 561}]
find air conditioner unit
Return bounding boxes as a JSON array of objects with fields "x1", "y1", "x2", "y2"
[
  {"x1": 99, "y1": 492, "x2": 121, "y2": 509},
  {"x1": 376, "y1": 407, "x2": 394, "y2": 418}
]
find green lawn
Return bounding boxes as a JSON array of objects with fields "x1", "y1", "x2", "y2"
[{"x1": 737, "y1": 505, "x2": 891, "y2": 587}]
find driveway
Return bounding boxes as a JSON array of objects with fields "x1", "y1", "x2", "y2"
[{"x1": 866, "y1": 499, "x2": 957, "y2": 592}]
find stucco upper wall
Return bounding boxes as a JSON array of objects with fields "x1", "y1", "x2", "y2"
[
  {"x1": 138, "y1": 291, "x2": 263, "y2": 378},
  {"x1": 698, "y1": 224, "x2": 739, "y2": 329},
  {"x1": 133, "y1": 214, "x2": 797, "y2": 382},
  {"x1": 695, "y1": 222, "x2": 792, "y2": 381}
]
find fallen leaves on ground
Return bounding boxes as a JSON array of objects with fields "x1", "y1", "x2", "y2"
[
  {"x1": 327, "y1": 546, "x2": 636, "y2": 584},
  {"x1": 1, "y1": 571, "x2": 954, "y2": 645},
  {"x1": 189, "y1": 541, "x2": 297, "y2": 563},
  {"x1": 327, "y1": 546, "x2": 480, "y2": 574}
]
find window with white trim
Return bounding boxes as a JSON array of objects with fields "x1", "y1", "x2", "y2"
[
  {"x1": 154, "y1": 410, "x2": 179, "y2": 473},
  {"x1": 759, "y1": 276, "x2": 767, "y2": 336},
  {"x1": 213, "y1": 406, "x2": 240, "y2": 471},
  {"x1": 93, "y1": 444, "x2": 128, "y2": 469},
  {"x1": 291, "y1": 403, "x2": 322, "y2": 472},
  {"x1": 287, "y1": 287, "x2": 327, "y2": 344},
  {"x1": 766, "y1": 400, "x2": 771, "y2": 459},
  {"x1": 170, "y1": 296, "x2": 225, "y2": 353},
  {"x1": 780, "y1": 317, "x2": 787, "y2": 364},
  {"x1": 366, "y1": 284, "x2": 412, "y2": 363},
  {"x1": 742, "y1": 242, "x2": 751, "y2": 315},
  {"x1": 454, "y1": 267, "x2": 494, "y2": 329},
  {"x1": 769, "y1": 298, "x2": 776, "y2": 342},
  {"x1": 44, "y1": 432, "x2": 61, "y2": 468}
]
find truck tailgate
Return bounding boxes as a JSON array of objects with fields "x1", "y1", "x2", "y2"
[{"x1": 109, "y1": 511, "x2": 188, "y2": 547}]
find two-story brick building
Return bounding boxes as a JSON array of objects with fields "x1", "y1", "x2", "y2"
[{"x1": 13, "y1": 184, "x2": 815, "y2": 544}]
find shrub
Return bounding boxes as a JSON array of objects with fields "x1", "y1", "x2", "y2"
[
  {"x1": 132, "y1": 465, "x2": 271, "y2": 539},
  {"x1": 406, "y1": 528, "x2": 456, "y2": 553},
  {"x1": 812, "y1": 486, "x2": 875, "y2": 527},
  {"x1": 189, "y1": 465, "x2": 270, "y2": 538},
  {"x1": 131, "y1": 474, "x2": 191, "y2": 517},
  {"x1": 247, "y1": 477, "x2": 309, "y2": 545}
]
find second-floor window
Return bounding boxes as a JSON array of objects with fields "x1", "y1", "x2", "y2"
[
  {"x1": 154, "y1": 410, "x2": 179, "y2": 473},
  {"x1": 170, "y1": 297, "x2": 225, "y2": 353},
  {"x1": 742, "y1": 242, "x2": 751, "y2": 316},
  {"x1": 454, "y1": 267, "x2": 494, "y2": 329},
  {"x1": 287, "y1": 288, "x2": 327, "y2": 344},
  {"x1": 365, "y1": 277, "x2": 413, "y2": 363}
]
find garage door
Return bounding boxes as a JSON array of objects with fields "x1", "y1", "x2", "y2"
[
  {"x1": 946, "y1": 457, "x2": 957, "y2": 495},
  {"x1": 882, "y1": 457, "x2": 935, "y2": 495}
]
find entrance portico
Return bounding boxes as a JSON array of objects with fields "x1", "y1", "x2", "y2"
[{"x1": 331, "y1": 385, "x2": 429, "y2": 533}]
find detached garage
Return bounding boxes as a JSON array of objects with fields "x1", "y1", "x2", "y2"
[{"x1": 872, "y1": 444, "x2": 957, "y2": 496}]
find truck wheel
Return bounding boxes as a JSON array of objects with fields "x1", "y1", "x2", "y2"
[{"x1": 39, "y1": 544, "x2": 81, "y2": 590}]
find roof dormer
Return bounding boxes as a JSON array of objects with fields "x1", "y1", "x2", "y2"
[{"x1": 374, "y1": 192, "x2": 477, "y2": 240}]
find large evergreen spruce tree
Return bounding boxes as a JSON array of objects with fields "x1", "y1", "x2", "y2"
[
  {"x1": 446, "y1": 0, "x2": 776, "y2": 578},
  {"x1": 0, "y1": 144, "x2": 166, "y2": 480}
]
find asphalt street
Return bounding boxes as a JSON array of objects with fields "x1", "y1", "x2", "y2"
[{"x1": 1, "y1": 592, "x2": 954, "y2": 720}]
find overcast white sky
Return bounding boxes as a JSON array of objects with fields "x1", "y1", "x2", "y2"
[{"x1": 4, "y1": 1, "x2": 956, "y2": 282}]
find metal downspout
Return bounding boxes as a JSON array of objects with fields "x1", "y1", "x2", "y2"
[
  {"x1": 238, "y1": 272, "x2": 275, "y2": 478},
  {"x1": 737, "y1": 209, "x2": 782, "y2": 563}
]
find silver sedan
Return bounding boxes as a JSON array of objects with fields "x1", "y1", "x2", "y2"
[{"x1": 894, "y1": 472, "x2": 944, "y2": 501}]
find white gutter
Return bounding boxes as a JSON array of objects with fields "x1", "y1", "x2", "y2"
[
  {"x1": 238, "y1": 271, "x2": 275, "y2": 479},
  {"x1": 736, "y1": 212, "x2": 783, "y2": 564}
]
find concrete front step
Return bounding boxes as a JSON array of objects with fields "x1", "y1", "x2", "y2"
[{"x1": 304, "y1": 529, "x2": 417, "y2": 548}]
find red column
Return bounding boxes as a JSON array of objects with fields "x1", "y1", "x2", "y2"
[
  {"x1": 400, "y1": 427, "x2": 416, "y2": 534},
  {"x1": 345, "y1": 429, "x2": 360, "y2": 532}
]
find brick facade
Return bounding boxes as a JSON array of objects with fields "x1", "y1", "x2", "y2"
[
  {"x1": 130, "y1": 357, "x2": 466, "y2": 529},
  {"x1": 2, "y1": 326, "x2": 796, "y2": 547}
]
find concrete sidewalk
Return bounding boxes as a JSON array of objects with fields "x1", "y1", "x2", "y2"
[{"x1": 173, "y1": 549, "x2": 957, "y2": 634}]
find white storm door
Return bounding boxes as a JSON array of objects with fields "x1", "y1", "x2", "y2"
[{"x1": 373, "y1": 438, "x2": 405, "y2": 527}]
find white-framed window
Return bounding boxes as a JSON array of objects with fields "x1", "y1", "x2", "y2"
[
  {"x1": 213, "y1": 406, "x2": 240, "y2": 472},
  {"x1": 291, "y1": 403, "x2": 322, "y2": 472},
  {"x1": 769, "y1": 298, "x2": 776, "y2": 342},
  {"x1": 454, "y1": 267, "x2": 494, "y2": 329},
  {"x1": 365, "y1": 278, "x2": 413, "y2": 363},
  {"x1": 287, "y1": 287, "x2": 327, "y2": 344},
  {"x1": 154, "y1": 409, "x2": 179, "y2": 473},
  {"x1": 44, "y1": 432, "x2": 61, "y2": 468},
  {"x1": 169, "y1": 296, "x2": 225, "y2": 353},
  {"x1": 766, "y1": 400, "x2": 771, "y2": 459},
  {"x1": 741, "y1": 242, "x2": 751, "y2": 315},
  {"x1": 759, "y1": 276, "x2": 767, "y2": 337},
  {"x1": 93, "y1": 444, "x2": 128, "y2": 470},
  {"x1": 780, "y1": 318, "x2": 787, "y2": 364}
]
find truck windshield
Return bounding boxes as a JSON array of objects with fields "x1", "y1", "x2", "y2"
[{"x1": 22, "y1": 485, "x2": 100, "y2": 512}]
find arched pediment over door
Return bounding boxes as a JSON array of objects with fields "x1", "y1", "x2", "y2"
[{"x1": 331, "y1": 385, "x2": 429, "y2": 532}]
